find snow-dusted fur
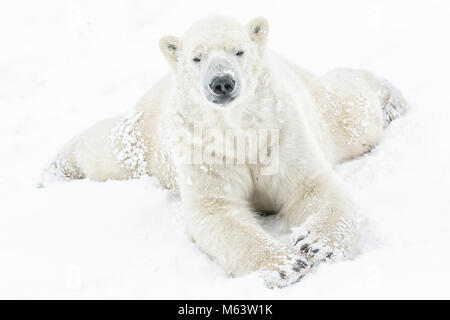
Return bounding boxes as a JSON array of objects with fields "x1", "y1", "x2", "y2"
[{"x1": 41, "y1": 16, "x2": 406, "y2": 287}]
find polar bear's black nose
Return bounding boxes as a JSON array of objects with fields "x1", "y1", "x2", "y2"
[
  {"x1": 204, "y1": 58, "x2": 241, "y2": 105},
  {"x1": 209, "y1": 75, "x2": 235, "y2": 96}
]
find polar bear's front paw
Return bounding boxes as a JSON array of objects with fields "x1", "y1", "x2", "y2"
[
  {"x1": 291, "y1": 228, "x2": 333, "y2": 265},
  {"x1": 260, "y1": 255, "x2": 311, "y2": 289}
]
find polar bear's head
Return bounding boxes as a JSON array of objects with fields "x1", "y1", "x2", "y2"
[{"x1": 159, "y1": 16, "x2": 269, "y2": 109}]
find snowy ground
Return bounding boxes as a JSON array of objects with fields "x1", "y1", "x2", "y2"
[{"x1": 1, "y1": 0, "x2": 450, "y2": 299}]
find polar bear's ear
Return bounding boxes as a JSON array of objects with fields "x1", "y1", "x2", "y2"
[
  {"x1": 247, "y1": 17, "x2": 269, "y2": 46},
  {"x1": 159, "y1": 36, "x2": 182, "y2": 66}
]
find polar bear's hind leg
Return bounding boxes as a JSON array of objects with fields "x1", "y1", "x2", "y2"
[
  {"x1": 38, "y1": 143, "x2": 87, "y2": 187},
  {"x1": 38, "y1": 112, "x2": 146, "y2": 187},
  {"x1": 321, "y1": 69, "x2": 407, "y2": 162}
]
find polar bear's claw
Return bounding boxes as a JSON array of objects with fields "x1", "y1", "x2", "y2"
[
  {"x1": 301, "y1": 243, "x2": 331, "y2": 264},
  {"x1": 261, "y1": 255, "x2": 312, "y2": 289},
  {"x1": 292, "y1": 258, "x2": 309, "y2": 272},
  {"x1": 300, "y1": 243, "x2": 310, "y2": 252},
  {"x1": 292, "y1": 229, "x2": 334, "y2": 265},
  {"x1": 293, "y1": 234, "x2": 307, "y2": 246},
  {"x1": 263, "y1": 230, "x2": 335, "y2": 288}
]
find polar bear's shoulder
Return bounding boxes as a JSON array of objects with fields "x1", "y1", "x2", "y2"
[{"x1": 137, "y1": 74, "x2": 174, "y2": 114}]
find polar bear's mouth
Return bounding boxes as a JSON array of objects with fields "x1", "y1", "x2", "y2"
[
  {"x1": 210, "y1": 93, "x2": 237, "y2": 105},
  {"x1": 212, "y1": 95, "x2": 236, "y2": 105}
]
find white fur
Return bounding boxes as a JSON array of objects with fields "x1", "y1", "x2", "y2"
[{"x1": 41, "y1": 16, "x2": 406, "y2": 287}]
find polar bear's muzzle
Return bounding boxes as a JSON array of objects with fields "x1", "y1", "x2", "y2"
[{"x1": 204, "y1": 58, "x2": 241, "y2": 106}]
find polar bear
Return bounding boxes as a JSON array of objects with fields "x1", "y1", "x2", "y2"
[{"x1": 40, "y1": 16, "x2": 406, "y2": 287}]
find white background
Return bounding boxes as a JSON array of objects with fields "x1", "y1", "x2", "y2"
[{"x1": 1, "y1": 0, "x2": 449, "y2": 298}]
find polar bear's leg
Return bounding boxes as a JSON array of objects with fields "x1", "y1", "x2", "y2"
[
  {"x1": 39, "y1": 111, "x2": 145, "y2": 186},
  {"x1": 321, "y1": 69, "x2": 407, "y2": 161},
  {"x1": 281, "y1": 171, "x2": 359, "y2": 264},
  {"x1": 181, "y1": 166, "x2": 312, "y2": 288},
  {"x1": 342, "y1": 69, "x2": 407, "y2": 128},
  {"x1": 185, "y1": 195, "x2": 312, "y2": 288}
]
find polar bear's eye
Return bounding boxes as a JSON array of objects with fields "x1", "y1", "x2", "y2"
[
  {"x1": 236, "y1": 50, "x2": 244, "y2": 56},
  {"x1": 193, "y1": 56, "x2": 201, "y2": 63}
]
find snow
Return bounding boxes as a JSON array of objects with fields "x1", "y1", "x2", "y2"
[
  {"x1": 112, "y1": 109, "x2": 147, "y2": 178},
  {"x1": 1, "y1": 0, "x2": 450, "y2": 299}
]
